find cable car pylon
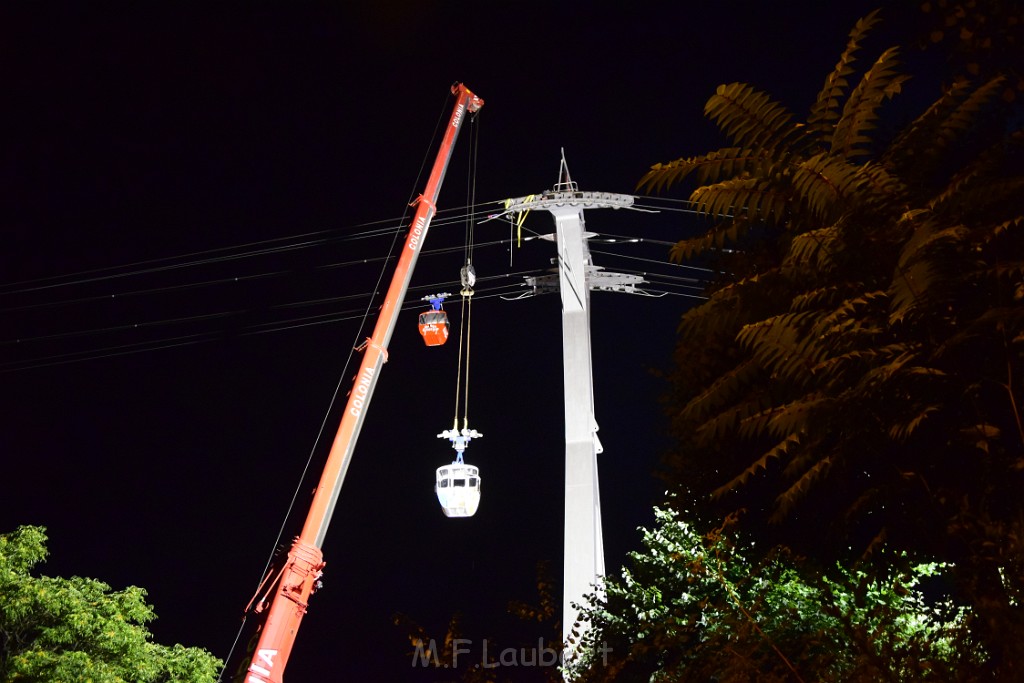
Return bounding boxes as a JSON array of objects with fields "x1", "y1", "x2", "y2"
[{"x1": 501, "y1": 151, "x2": 651, "y2": 671}]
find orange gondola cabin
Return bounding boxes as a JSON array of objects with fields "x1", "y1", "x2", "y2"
[{"x1": 418, "y1": 293, "x2": 450, "y2": 346}]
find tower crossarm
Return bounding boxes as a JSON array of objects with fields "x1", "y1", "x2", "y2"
[
  {"x1": 504, "y1": 190, "x2": 635, "y2": 213},
  {"x1": 526, "y1": 265, "x2": 647, "y2": 295}
]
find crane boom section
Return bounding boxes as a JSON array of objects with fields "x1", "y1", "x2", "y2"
[{"x1": 241, "y1": 83, "x2": 483, "y2": 683}]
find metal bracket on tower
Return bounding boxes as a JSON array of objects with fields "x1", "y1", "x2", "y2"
[
  {"x1": 504, "y1": 190, "x2": 636, "y2": 213},
  {"x1": 526, "y1": 264, "x2": 648, "y2": 295}
]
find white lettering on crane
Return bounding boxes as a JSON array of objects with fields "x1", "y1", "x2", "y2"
[
  {"x1": 246, "y1": 649, "x2": 278, "y2": 682},
  {"x1": 452, "y1": 102, "x2": 465, "y2": 129},
  {"x1": 407, "y1": 215, "x2": 427, "y2": 252},
  {"x1": 349, "y1": 365, "x2": 376, "y2": 417}
]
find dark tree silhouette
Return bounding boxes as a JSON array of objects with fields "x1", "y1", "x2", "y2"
[{"x1": 643, "y1": 7, "x2": 1023, "y2": 676}]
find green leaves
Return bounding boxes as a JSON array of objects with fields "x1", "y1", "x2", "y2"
[
  {"x1": 567, "y1": 507, "x2": 977, "y2": 682},
  {"x1": 0, "y1": 526, "x2": 221, "y2": 683}
]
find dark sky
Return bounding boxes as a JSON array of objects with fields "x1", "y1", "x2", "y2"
[{"x1": 1, "y1": 2, "x2": 920, "y2": 680}]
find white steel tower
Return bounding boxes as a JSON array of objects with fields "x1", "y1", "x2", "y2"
[{"x1": 504, "y1": 156, "x2": 644, "y2": 664}]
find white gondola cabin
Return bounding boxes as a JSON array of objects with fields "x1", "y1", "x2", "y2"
[{"x1": 435, "y1": 463, "x2": 481, "y2": 517}]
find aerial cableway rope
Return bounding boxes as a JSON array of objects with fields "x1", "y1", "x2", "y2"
[
  {"x1": 0, "y1": 205, "x2": 500, "y2": 299},
  {"x1": 0, "y1": 277, "x2": 536, "y2": 373},
  {"x1": 0, "y1": 193, "x2": 702, "y2": 298},
  {"x1": 4, "y1": 186, "x2": 715, "y2": 373},
  {"x1": 2, "y1": 239, "x2": 712, "y2": 372}
]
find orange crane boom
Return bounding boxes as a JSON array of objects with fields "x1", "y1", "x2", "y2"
[{"x1": 237, "y1": 83, "x2": 484, "y2": 683}]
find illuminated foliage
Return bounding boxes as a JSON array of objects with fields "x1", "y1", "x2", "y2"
[
  {"x1": 641, "y1": 6, "x2": 1024, "y2": 677},
  {"x1": 0, "y1": 526, "x2": 221, "y2": 683},
  {"x1": 567, "y1": 507, "x2": 978, "y2": 682}
]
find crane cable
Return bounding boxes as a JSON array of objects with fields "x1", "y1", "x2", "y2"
[{"x1": 451, "y1": 111, "x2": 480, "y2": 432}]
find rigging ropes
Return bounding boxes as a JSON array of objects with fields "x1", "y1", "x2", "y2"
[{"x1": 451, "y1": 110, "x2": 480, "y2": 433}]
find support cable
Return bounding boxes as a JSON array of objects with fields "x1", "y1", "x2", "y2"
[
  {"x1": 451, "y1": 109, "x2": 480, "y2": 433},
  {"x1": 452, "y1": 290, "x2": 467, "y2": 430},
  {"x1": 462, "y1": 291, "x2": 472, "y2": 430}
]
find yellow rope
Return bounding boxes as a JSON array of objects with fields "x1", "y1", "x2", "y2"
[
  {"x1": 452, "y1": 294, "x2": 466, "y2": 430},
  {"x1": 462, "y1": 292, "x2": 472, "y2": 430}
]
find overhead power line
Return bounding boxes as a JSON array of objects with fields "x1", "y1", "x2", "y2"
[{"x1": 3, "y1": 195, "x2": 713, "y2": 373}]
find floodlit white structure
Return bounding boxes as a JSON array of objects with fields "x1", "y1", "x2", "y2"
[
  {"x1": 435, "y1": 463, "x2": 481, "y2": 517},
  {"x1": 503, "y1": 155, "x2": 645, "y2": 667},
  {"x1": 436, "y1": 426, "x2": 483, "y2": 517}
]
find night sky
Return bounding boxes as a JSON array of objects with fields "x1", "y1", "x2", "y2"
[{"x1": 1, "y1": 2, "x2": 917, "y2": 680}]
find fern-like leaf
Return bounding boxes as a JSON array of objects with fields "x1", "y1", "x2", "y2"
[
  {"x1": 711, "y1": 433, "x2": 802, "y2": 499},
  {"x1": 807, "y1": 9, "x2": 882, "y2": 145},
  {"x1": 884, "y1": 80, "x2": 972, "y2": 168},
  {"x1": 982, "y1": 216, "x2": 1024, "y2": 247},
  {"x1": 693, "y1": 396, "x2": 772, "y2": 448},
  {"x1": 791, "y1": 152, "x2": 865, "y2": 220},
  {"x1": 888, "y1": 220, "x2": 971, "y2": 323},
  {"x1": 812, "y1": 291, "x2": 888, "y2": 339},
  {"x1": 889, "y1": 404, "x2": 942, "y2": 441},
  {"x1": 669, "y1": 217, "x2": 753, "y2": 261},
  {"x1": 765, "y1": 395, "x2": 831, "y2": 440},
  {"x1": 933, "y1": 178, "x2": 1024, "y2": 220},
  {"x1": 704, "y1": 82, "x2": 801, "y2": 154},
  {"x1": 936, "y1": 307, "x2": 1024, "y2": 358},
  {"x1": 851, "y1": 348, "x2": 920, "y2": 393},
  {"x1": 679, "y1": 358, "x2": 762, "y2": 425},
  {"x1": 831, "y1": 46, "x2": 908, "y2": 159},
  {"x1": 789, "y1": 284, "x2": 862, "y2": 313},
  {"x1": 810, "y1": 342, "x2": 914, "y2": 379},
  {"x1": 678, "y1": 269, "x2": 786, "y2": 341},
  {"x1": 853, "y1": 160, "x2": 907, "y2": 213},
  {"x1": 638, "y1": 147, "x2": 772, "y2": 194},
  {"x1": 771, "y1": 456, "x2": 833, "y2": 523},
  {"x1": 736, "y1": 312, "x2": 829, "y2": 386},
  {"x1": 782, "y1": 225, "x2": 842, "y2": 276},
  {"x1": 937, "y1": 76, "x2": 1007, "y2": 150},
  {"x1": 690, "y1": 177, "x2": 790, "y2": 224}
]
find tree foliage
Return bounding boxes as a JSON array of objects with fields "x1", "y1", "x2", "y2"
[
  {"x1": 567, "y1": 507, "x2": 980, "y2": 683},
  {"x1": 0, "y1": 526, "x2": 221, "y2": 683},
  {"x1": 641, "y1": 5, "x2": 1024, "y2": 676}
]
